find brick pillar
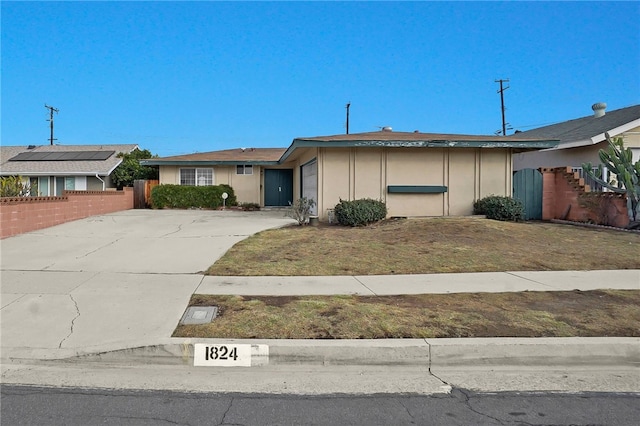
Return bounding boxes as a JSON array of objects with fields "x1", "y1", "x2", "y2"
[{"x1": 541, "y1": 168, "x2": 556, "y2": 220}]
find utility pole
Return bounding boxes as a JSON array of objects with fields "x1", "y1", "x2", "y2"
[
  {"x1": 45, "y1": 104, "x2": 59, "y2": 145},
  {"x1": 495, "y1": 79, "x2": 509, "y2": 136},
  {"x1": 345, "y1": 102, "x2": 351, "y2": 134}
]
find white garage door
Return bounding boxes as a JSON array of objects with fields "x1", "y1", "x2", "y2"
[{"x1": 301, "y1": 159, "x2": 317, "y2": 215}]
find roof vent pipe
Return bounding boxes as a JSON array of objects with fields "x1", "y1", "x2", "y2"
[{"x1": 592, "y1": 102, "x2": 607, "y2": 118}]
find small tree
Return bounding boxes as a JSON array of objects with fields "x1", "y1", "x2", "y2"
[
  {"x1": 1, "y1": 176, "x2": 34, "y2": 197},
  {"x1": 286, "y1": 197, "x2": 316, "y2": 225},
  {"x1": 111, "y1": 148, "x2": 159, "y2": 188},
  {"x1": 582, "y1": 134, "x2": 640, "y2": 225}
]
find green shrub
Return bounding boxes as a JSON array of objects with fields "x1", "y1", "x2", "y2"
[
  {"x1": 150, "y1": 184, "x2": 237, "y2": 209},
  {"x1": 334, "y1": 198, "x2": 387, "y2": 227},
  {"x1": 473, "y1": 195, "x2": 524, "y2": 222},
  {"x1": 240, "y1": 202, "x2": 261, "y2": 211}
]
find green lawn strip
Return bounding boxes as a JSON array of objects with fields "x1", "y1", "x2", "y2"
[{"x1": 173, "y1": 290, "x2": 640, "y2": 339}]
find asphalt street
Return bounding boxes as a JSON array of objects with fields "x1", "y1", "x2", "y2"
[{"x1": 2, "y1": 384, "x2": 639, "y2": 426}]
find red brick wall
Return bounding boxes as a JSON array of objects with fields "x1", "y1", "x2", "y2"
[
  {"x1": 0, "y1": 188, "x2": 133, "y2": 239},
  {"x1": 541, "y1": 167, "x2": 629, "y2": 228}
]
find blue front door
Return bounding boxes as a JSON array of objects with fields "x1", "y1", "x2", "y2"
[{"x1": 264, "y1": 169, "x2": 293, "y2": 206}]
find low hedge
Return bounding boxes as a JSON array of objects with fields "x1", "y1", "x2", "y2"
[
  {"x1": 334, "y1": 198, "x2": 387, "y2": 227},
  {"x1": 150, "y1": 184, "x2": 237, "y2": 209},
  {"x1": 473, "y1": 195, "x2": 524, "y2": 222}
]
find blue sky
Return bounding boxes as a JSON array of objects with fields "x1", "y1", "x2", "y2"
[{"x1": 2, "y1": 1, "x2": 639, "y2": 157}]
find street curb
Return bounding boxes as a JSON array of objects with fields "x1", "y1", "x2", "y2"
[{"x1": 49, "y1": 337, "x2": 640, "y2": 368}]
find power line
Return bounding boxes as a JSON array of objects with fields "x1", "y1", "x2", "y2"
[{"x1": 45, "y1": 104, "x2": 59, "y2": 145}]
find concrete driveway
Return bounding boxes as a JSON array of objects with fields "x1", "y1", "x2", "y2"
[
  {"x1": 0, "y1": 209, "x2": 295, "y2": 359},
  {"x1": 1, "y1": 209, "x2": 294, "y2": 274}
]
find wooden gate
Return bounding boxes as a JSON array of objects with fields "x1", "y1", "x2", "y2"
[
  {"x1": 133, "y1": 179, "x2": 159, "y2": 209},
  {"x1": 513, "y1": 169, "x2": 543, "y2": 220}
]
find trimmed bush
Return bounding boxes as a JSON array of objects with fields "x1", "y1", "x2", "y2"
[
  {"x1": 473, "y1": 195, "x2": 524, "y2": 222},
  {"x1": 334, "y1": 198, "x2": 387, "y2": 227},
  {"x1": 150, "y1": 184, "x2": 237, "y2": 209}
]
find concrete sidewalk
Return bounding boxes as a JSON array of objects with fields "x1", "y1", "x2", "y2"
[
  {"x1": 1, "y1": 210, "x2": 639, "y2": 394},
  {"x1": 2, "y1": 269, "x2": 638, "y2": 367},
  {"x1": 196, "y1": 269, "x2": 640, "y2": 295}
]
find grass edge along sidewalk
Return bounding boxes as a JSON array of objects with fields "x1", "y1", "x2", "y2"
[{"x1": 173, "y1": 290, "x2": 640, "y2": 339}]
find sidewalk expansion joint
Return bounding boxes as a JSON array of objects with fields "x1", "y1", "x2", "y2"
[
  {"x1": 352, "y1": 276, "x2": 377, "y2": 295},
  {"x1": 58, "y1": 294, "x2": 80, "y2": 349},
  {"x1": 425, "y1": 339, "x2": 453, "y2": 392},
  {"x1": 505, "y1": 271, "x2": 556, "y2": 289},
  {"x1": 193, "y1": 275, "x2": 206, "y2": 294}
]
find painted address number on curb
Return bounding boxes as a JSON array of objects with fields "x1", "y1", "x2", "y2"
[{"x1": 194, "y1": 344, "x2": 251, "y2": 367}]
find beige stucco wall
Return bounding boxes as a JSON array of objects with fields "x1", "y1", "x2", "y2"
[
  {"x1": 479, "y1": 150, "x2": 512, "y2": 199},
  {"x1": 215, "y1": 165, "x2": 261, "y2": 204},
  {"x1": 159, "y1": 166, "x2": 180, "y2": 184},
  {"x1": 386, "y1": 149, "x2": 446, "y2": 216},
  {"x1": 311, "y1": 147, "x2": 512, "y2": 219},
  {"x1": 514, "y1": 144, "x2": 603, "y2": 170}
]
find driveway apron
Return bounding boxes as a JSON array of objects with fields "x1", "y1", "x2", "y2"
[{"x1": 0, "y1": 209, "x2": 294, "y2": 359}]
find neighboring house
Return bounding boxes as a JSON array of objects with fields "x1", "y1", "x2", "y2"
[
  {"x1": 513, "y1": 103, "x2": 640, "y2": 186},
  {"x1": 144, "y1": 130, "x2": 556, "y2": 220},
  {"x1": 0, "y1": 144, "x2": 138, "y2": 196}
]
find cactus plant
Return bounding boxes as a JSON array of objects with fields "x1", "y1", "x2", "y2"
[{"x1": 582, "y1": 134, "x2": 640, "y2": 225}]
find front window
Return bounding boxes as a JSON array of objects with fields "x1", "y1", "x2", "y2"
[
  {"x1": 236, "y1": 165, "x2": 253, "y2": 175},
  {"x1": 180, "y1": 168, "x2": 213, "y2": 186}
]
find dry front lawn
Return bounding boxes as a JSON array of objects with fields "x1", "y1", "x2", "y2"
[
  {"x1": 207, "y1": 218, "x2": 640, "y2": 276},
  {"x1": 189, "y1": 218, "x2": 640, "y2": 339},
  {"x1": 174, "y1": 290, "x2": 640, "y2": 339}
]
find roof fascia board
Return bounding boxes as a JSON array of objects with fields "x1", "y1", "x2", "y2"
[
  {"x1": 590, "y1": 118, "x2": 640, "y2": 144},
  {"x1": 0, "y1": 171, "x2": 110, "y2": 176},
  {"x1": 279, "y1": 138, "x2": 557, "y2": 163},
  {"x1": 106, "y1": 159, "x2": 124, "y2": 175},
  {"x1": 141, "y1": 160, "x2": 281, "y2": 166},
  {"x1": 546, "y1": 139, "x2": 594, "y2": 150}
]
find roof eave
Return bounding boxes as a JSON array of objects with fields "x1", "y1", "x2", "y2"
[
  {"x1": 279, "y1": 138, "x2": 558, "y2": 161},
  {"x1": 0, "y1": 171, "x2": 112, "y2": 176},
  {"x1": 590, "y1": 117, "x2": 640, "y2": 145},
  {"x1": 141, "y1": 160, "x2": 281, "y2": 166}
]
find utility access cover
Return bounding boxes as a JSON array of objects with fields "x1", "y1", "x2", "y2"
[{"x1": 180, "y1": 306, "x2": 218, "y2": 325}]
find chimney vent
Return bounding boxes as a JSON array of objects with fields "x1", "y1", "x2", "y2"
[{"x1": 592, "y1": 102, "x2": 607, "y2": 118}]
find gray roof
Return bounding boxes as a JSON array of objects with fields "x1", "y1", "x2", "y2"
[
  {"x1": 0, "y1": 144, "x2": 138, "y2": 176},
  {"x1": 512, "y1": 104, "x2": 640, "y2": 148}
]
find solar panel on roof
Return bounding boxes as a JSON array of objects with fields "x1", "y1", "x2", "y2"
[{"x1": 8, "y1": 151, "x2": 116, "y2": 161}]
